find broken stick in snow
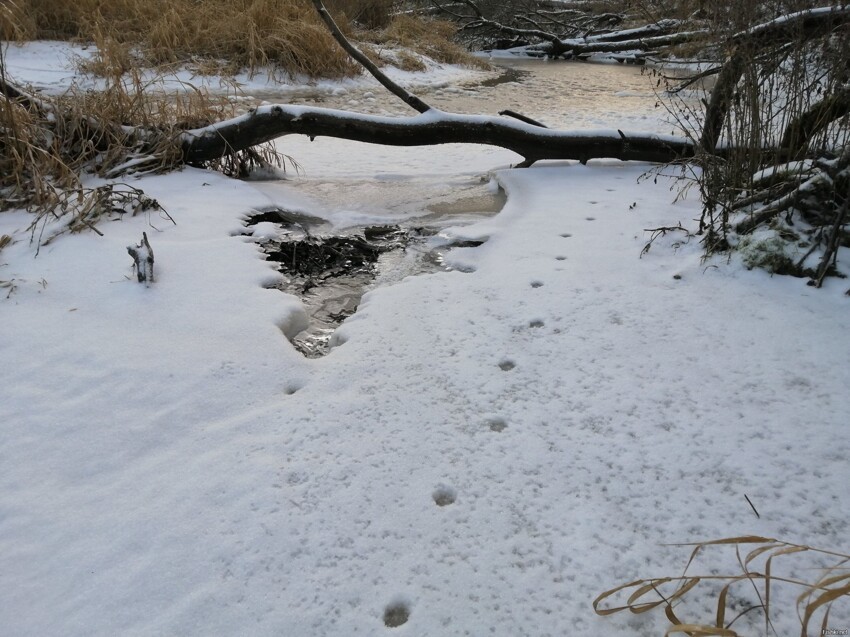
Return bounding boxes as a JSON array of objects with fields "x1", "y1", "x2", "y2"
[{"x1": 127, "y1": 232, "x2": 154, "y2": 285}]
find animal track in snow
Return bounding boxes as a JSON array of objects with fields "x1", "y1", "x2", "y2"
[
  {"x1": 529, "y1": 319, "x2": 545, "y2": 328},
  {"x1": 560, "y1": 233, "x2": 572, "y2": 238},
  {"x1": 283, "y1": 381, "x2": 304, "y2": 395},
  {"x1": 498, "y1": 360, "x2": 516, "y2": 371},
  {"x1": 432, "y1": 485, "x2": 457, "y2": 507},
  {"x1": 383, "y1": 601, "x2": 410, "y2": 628},
  {"x1": 487, "y1": 417, "x2": 508, "y2": 432},
  {"x1": 555, "y1": 256, "x2": 567, "y2": 261},
  {"x1": 530, "y1": 281, "x2": 544, "y2": 288}
]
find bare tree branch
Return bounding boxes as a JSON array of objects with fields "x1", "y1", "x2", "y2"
[{"x1": 310, "y1": 0, "x2": 432, "y2": 114}]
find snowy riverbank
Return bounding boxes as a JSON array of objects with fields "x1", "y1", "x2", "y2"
[{"x1": 1, "y1": 45, "x2": 848, "y2": 637}]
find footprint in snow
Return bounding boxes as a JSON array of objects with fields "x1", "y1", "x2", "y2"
[
  {"x1": 432, "y1": 484, "x2": 457, "y2": 507},
  {"x1": 383, "y1": 601, "x2": 410, "y2": 628},
  {"x1": 487, "y1": 417, "x2": 508, "y2": 432}
]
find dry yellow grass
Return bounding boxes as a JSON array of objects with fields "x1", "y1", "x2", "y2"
[
  {"x1": 595, "y1": 536, "x2": 850, "y2": 636},
  {"x1": 10, "y1": 0, "x2": 361, "y2": 79},
  {"x1": 1, "y1": 40, "x2": 288, "y2": 229},
  {"x1": 5, "y1": 0, "x2": 483, "y2": 78},
  {"x1": 1, "y1": 0, "x2": 479, "y2": 231},
  {"x1": 371, "y1": 14, "x2": 489, "y2": 68}
]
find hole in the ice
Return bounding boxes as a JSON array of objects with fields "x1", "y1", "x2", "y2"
[
  {"x1": 585, "y1": 216, "x2": 596, "y2": 221},
  {"x1": 498, "y1": 360, "x2": 516, "y2": 371},
  {"x1": 555, "y1": 256, "x2": 566, "y2": 261},
  {"x1": 530, "y1": 281, "x2": 544, "y2": 288},
  {"x1": 560, "y1": 233, "x2": 572, "y2": 238},
  {"x1": 529, "y1": 319, "x2": 544, "y2": 328},
  {"x1": 432, "y1": 485, "x2": 457, "y2": 507},
  {"x1": 488, "y1": 417, "x2": 508, "y2": 432},
  {"x1": 247, "y1": 207, "x2": 501, "y2": 359},
  {"x1": 383, "y1": 602, "x2": 410, "y2": 628}
]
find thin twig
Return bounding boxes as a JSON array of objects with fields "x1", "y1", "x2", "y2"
[{"x1": 744, "y1": 494, "x2": 761, "y2": 518}]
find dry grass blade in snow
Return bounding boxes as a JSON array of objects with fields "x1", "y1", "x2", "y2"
[{"x1": 593, "y1": 536, "x2": 850, "y2": 637}]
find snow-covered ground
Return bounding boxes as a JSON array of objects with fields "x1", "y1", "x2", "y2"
[{"x1": 1, "y1": 43, "x2": 848, "y2": 637}]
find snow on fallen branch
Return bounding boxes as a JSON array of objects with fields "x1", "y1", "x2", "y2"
[{"x1": 180, "y1": 105, "x2": 699, "y2": 166}]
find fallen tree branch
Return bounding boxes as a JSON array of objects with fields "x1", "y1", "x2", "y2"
[
  {"x1": 182, "y1": 104, "x2": 703, "y2": 166},
  {"x1": 780, "y1": 86, "x2": 850, "y2": 159},
  {"x1": 0, "y1": 73, "x2": 50, "y2": 115},
  {"x1": 530, "y1": 29, "x2": 708, "y2": 58},
  {"x1": 431, "y1": 0, "x2": 698, "y2": 58}
]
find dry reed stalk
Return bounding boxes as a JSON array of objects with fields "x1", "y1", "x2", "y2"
[{"x1": 595, "y1": 536, "x2": 850, "y2": 637}]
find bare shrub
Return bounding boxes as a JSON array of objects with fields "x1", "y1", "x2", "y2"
[{"x1": 660, "y1": 1, "x2": 850, "y2": 284}]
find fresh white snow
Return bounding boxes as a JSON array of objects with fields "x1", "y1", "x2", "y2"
[{"x1": 1, "y1": 42, "x2": 848, "y2": 637}]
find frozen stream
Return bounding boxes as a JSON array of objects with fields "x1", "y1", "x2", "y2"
[{"x1": 245, "y1": 58, "x2": 675, "y2": 355}]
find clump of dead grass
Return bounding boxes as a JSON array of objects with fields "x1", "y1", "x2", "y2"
[
  {"x1": 1, "y1": 40, "x2": 290, "y2": 246},
  {"x1": 0, "y1": 1, "x2": 32, "y2": 41},
  {"x1": 12, "y1": 0, "x2": 360, "y2": 79},
  {"x1": 8, "y1": 0, "x2": 483, "y2": 77},
  {"x1": 370, "y1": 14, "x2": 489, "y2": 68},
  {"x1": 595, "y1": 536, "x2": 850, "y2": 636}
]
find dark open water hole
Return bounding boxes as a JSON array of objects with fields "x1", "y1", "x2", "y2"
[{"x1": 246, "y1": 209, "x2": 483, "y2": 357}]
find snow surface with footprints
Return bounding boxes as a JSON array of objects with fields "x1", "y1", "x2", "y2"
[{"x1": 1, "y1": 45, "x2": 849, "y2": 636}]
